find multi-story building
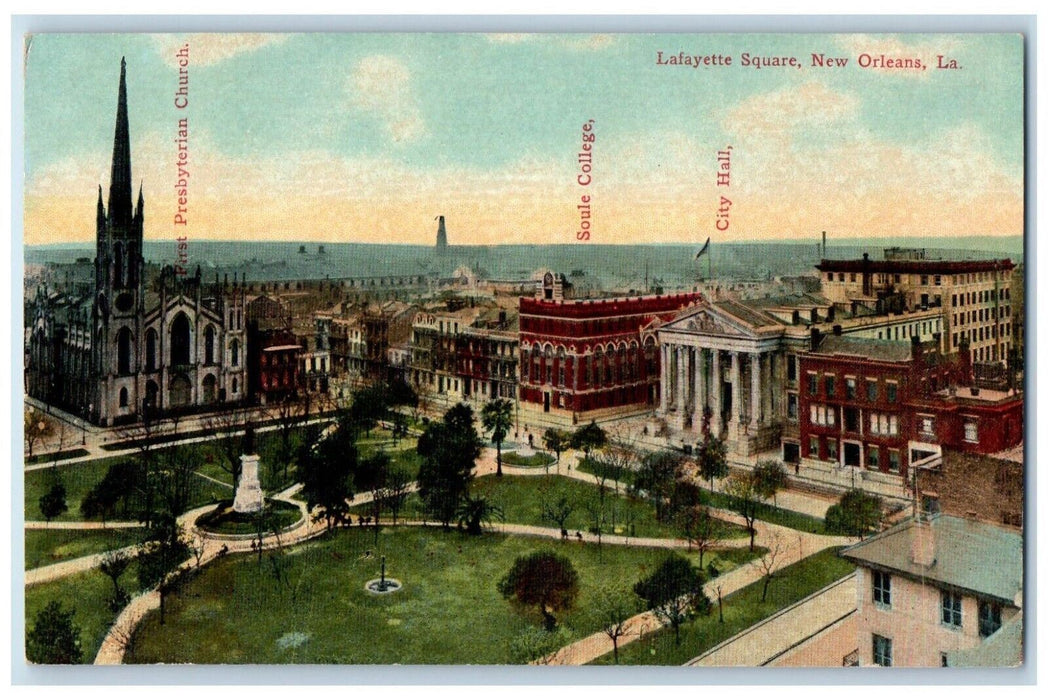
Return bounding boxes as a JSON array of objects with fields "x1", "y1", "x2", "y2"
[
  {"x1": 655, "y1": 293, "x2": 946, "y2": 458},
  {"x1": 25, "y1": 60, "x2": 247, "y2": 425},
  {"x1": 409, "y1": 301, "x2": 484, "y2": 402},
  {"x1": 841, "y1": 514, "x2": 1022, "y2": 667},
  {"x1": 519, "y1": 271, "x2": 703, "y2": 418},
  {"x1": 817, "y1": 249, "x2": 1016, "y2": 365},
  {"x1": 246, "y1": 295, "x2": 302, "y2": 403},
  {"x1": 456, "y1": 308, "x2": 519, "y2": 403},
  {"x1": 799, "y1": 332, "x2": 1023, "y2": 481}
]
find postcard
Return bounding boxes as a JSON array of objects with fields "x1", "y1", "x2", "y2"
[{"x1": 21, "y1": 31, "x2": 1024, "y2": 669}]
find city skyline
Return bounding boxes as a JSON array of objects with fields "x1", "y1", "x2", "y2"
[{"x1": 24, "y1": 33, "x2": 1024, "y2": 248}]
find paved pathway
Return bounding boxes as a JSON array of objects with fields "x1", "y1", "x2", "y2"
[
  {"x1": 25, "y1": 545, "x2": 141, "y2": 586},
  {"x1": 687, "y1": 573, "x2": 856, "y2": 667},
  {"x1": 25, "y1": 521, "x2": 144, "y2": 530}
]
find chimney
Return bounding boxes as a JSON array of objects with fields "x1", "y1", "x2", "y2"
[
  {"x1": 826, "y1": 305, "x2": 835, "y2": 322},
  {"x1": 810, "y1": 308, "x2": 818, "y2": 324},
  {"x1": 833, "y1": 324, "x2": 842, "y2": 336},
  {"x1": 810, "y1": 327, "x2": 822, "y2": 351},
  {"x1": 792, "y1": 309, "x2": 800, "y2": 325},
  {"x1": 910, "y1": 519, "x2": 936, "y2": 568}
]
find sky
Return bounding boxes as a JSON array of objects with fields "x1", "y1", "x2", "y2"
[{"x1": 22, "y1": 32, "x2": 1025, "y2": 247}]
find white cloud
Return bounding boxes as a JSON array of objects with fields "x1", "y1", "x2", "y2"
[
  {"x1": 151, "y1": 34, "x2": 289, "y2": 68},
  {"x1": 349, "y1": 55, "x2": 426, "y2": 144}
]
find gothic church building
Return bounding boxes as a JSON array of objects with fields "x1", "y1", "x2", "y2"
[{"x1": 26, "y1": 59, "x2": 246, "y2": 425}]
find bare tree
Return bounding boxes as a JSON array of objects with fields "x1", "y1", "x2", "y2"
[
  {"x1": 676, "y1": 506, "x2": 727, "y2": 569},
  {"x1": 539, "y1": 481, "x2": 577, "y2": 536},
  {"x1": 595, "y1": 585, "x2": 642, "y2": 664},
  {"x1": 202, "y1": 407, "x2": 249, "y2": 489},
  {"x1": 757, "y1": 531, "x2": 788, "y2": 602}
]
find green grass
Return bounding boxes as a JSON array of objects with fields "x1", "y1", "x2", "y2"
[
  {"x1": 473, "y1": 474, "x2": 749, "y2": 541},
  {"x1": 500, "y1": 451, "x2": 556, "y2": 467},
  {"x1": 25, "y1": 448, "x2": 91, "y2": 465},
  {"x1": 25, "y1": 456, "x2": 227, "y2": 523},
  {"x1": 591, "y1": 547, "x2": 856, "y2": 665},
  {"x1": 25, "y1": 528, "x2": 143, "y2": 570},
  {"x1": 25, "y1": 560, "x2": 140, "y2": 663},
  {"x1": 576, "y1": 456, "x2": 633, "y2": 484},
  {"x1": 124, "y1": 527, "x2": 749, "y2": 665},
  {"x1": 699, "y1": 488, "x2": 827, "y2": 535}
]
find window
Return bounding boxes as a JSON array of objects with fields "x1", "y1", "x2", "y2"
[
  {"x1": 808, "y1": 373, "x2": 818, "y2": 396},
  {"x1": 868, "y1": 446, "x2": 880, "y2": 468},
  {"x1": 810, "y1": 404, "x2": 836, "y2": 427},
  {"x1": 808, "y1": 436, "x2": 819, "y2": 457},
  {"x1": 867, "y1": 381, "x2": 878, "y2": 401},
  {"x1": 870, "y1": 413, "x2": 899, "y2": 436},
  {"x1": 825, "y1": 375, "x2": 836, "y2": 397},
  {"x1": 872, "y1": 635, "x2": 892, "y2": 667},
  {"x1": 921, "y1": 275, "x2": 929, "y2": 285},
  {"x1": 889, "y1": 450, "x2": 901, "y2": 474},
  {"x1": 788, "y1": 356, "x2": 797, "y2": 382},
  {"x1": 119, "y1": 387, "x2": 128, "y2": 408},
  {"x1": 886, "y1": 383, "x2": 897, "y2": 402},
  {"x1": 920, "y1": 416, "x2": 935, "y2": 437},
  {"x1": 964, "y1": 420, "x2": 979, "y2": 443},
  {"x1": 941, "y1": 590, "x2": 963, "y2": 628},
  {"x1": 873, "y1": 570, "x2": 891, "y2": 606},
  {"x1": 787, "y1": 393, "x2": 798, "y2": 420},
  {"x1": 979, "y1": 601, "x2": 1002, "y2": 638},
  {"x1": 846, "y1": 377, "x2": 857, "y2": 399},
  {"x1": 827, "y1": 440, "x2": 838, "y2": 461}
]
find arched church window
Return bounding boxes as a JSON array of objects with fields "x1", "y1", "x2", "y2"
[
  {"x1": 119, "y1": 387, "x2": 128, "y2": 408},
  {"x1": 117, "y1": 327, "x2": 133, "y2": 374},
  {"x1": 146, "y1": 329, "x2": 157, "y2": 371},
  {"x1": 170, "y1": 313, "x2": 191, "y2": 365},
  {"x1": 205, "y1": 326, "x2": 216, "y2": 364},
  {"x1": 231, "y1": 339, "x2": 240, "y2": 366}
]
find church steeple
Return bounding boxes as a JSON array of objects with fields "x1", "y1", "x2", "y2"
[{"x1": 107, "y1": 57, "x2": 133, "y2": 231}]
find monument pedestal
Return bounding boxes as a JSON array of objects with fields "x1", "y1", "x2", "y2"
[{"x1": 233, "y1": 453, "x2": 264, "y2": 513}]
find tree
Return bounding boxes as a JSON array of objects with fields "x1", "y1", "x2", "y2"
[
  {"x1": 825, "y1": 489, "x2": 884, "y2": 537},
  {"x1": 416, "y1": 403, "x2": 481, "y2": 528},
  {"x1": 98, "y1": 549, "x2": 132, "y2": 603},
  {"x1": 24, "y1": 408, "x2": 54, "y2": 458},
  {"x1": 540, "y1": 481, "x2": 577, "y2": 534},
  {"x1": 80, "y1": 478, "x2": 119, "y2": 524},
  {"x1": 355, "y1": 451, "x2": 391, "y2": 545},
  {"x1": 482, "y1": 398, "x2": 514, "y2": 477},
  {"x1": 753, "y1": 459, "x2": 788, "y2": 505},
  {"x1": 498, "y1": 550, "x2": 580, "y2": 631},
  {"x1": 676, "y1": 506, "x2": 726, "y2": 569},
  {"x1": 696, "y1": 434, "x2": 729, "y2": 490},
  {"x1": 39, "y1": 482, "x2": 68, "y2": 523},
  {"x1": 595, "y1": 585, "x2": 642, "y2": 664},
  {"x1": 297, "y1": 413, "x2": 357, "y2": 531},
  {"x1": 202, "y1": 407, "x2": 249, "y2": 490},
  {"x1": 26, "y1": 601, "x2": 82, "y2": 664},
  {"x1": 379, "y1": 466, "x2": 412, "y2": 525},
  {"x1": 456, "y1": 494, "x2": 505, "y2": 535},
  {"x1": 725, "y1": 472, "x2": 762, "y2": 551},
  {"x1": 633, "y1": 450, "x2": 681, "y2": 522},
  {"x1": 543, "y1": 428, "x2": 570, "y2": 473},
  {"x1": 137, "y1": 520, "x2": 190, "y2": 625},
  {"x1": 349, "y1": 383, "x2": 390, "y2": 438},
  {"x1": 633, "y1": 553, "x2": 711, "y2": 645},
  {"x1": 571, "y1": 421, "x2": 607, "y2": 468},
  {"x1": 273, "y1": 396, "x2": 304, "y2": 484},
  {"x1": 757, "y1": 532, "x2": 787, "y2": 602}
]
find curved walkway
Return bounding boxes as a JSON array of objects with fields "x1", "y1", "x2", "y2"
[
  {"x1": 82, "y1": 444, "x2": 848, "y2": 665},
  {"x1": 25, "y1": 520, "x2": 144, "y2": 530}
]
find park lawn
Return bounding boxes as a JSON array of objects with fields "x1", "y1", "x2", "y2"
[
  {"x1": 576, "y1": 456, "x2": 634, "y2": 485},
  {"x1": 470, "y1": 475, "x2": 749, "y2": 541},
  {"x1": 125, "y1": 527, "x2": 728, "y2": 665},
  {"x1": 25, "y1": 455, "x2": 229, "y2": 523},
  {"x1": 699, "y1": 488, "x2": 827, "y2": 535},
  {"x1": 358, "y1": 443, "x2": 424, "y2": 479},
  {"x1": 591, "y1": 546, "x2": 855, "y2": 665},
  {"x1": 25, "y1": 528, "x2": 143, "y2": 571},
  {"x1": 25, "y1": 561, "x2": 140, "y2": 664}
]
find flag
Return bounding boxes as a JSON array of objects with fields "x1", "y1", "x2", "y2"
[{"x1": 695, "y1": 237, "x2": 711, "y2": 259}]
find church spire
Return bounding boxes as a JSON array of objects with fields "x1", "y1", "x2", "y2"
[{"x1": 107, "y1": 57, "x2": 133, "y2": 230}]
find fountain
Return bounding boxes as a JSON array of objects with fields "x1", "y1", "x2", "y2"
[{"x1": 365, "y1": 555, "x2": 402, "y2": 594}]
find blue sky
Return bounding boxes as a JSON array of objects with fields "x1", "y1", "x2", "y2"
[{"x1": 23, "y1": 32, "x2": 1024, "y2": 245}]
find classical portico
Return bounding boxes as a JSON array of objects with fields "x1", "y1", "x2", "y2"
[{"x1": 656, "y1": 302, "x2": 786, "y2": 457}]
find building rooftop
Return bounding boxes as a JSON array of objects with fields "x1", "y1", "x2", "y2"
[
  {"x1": 841, "y1": 514, "x2": 1022, "y2": 605},
  {"x1": 812, "y1": 334, "x2": 915, "y2": 362},
  {"x1": 817, "y1": 257, "x2": 1014, "y2": 274},
  {"x1": 946, "y1": 613, "x2": 1023, "y2": 667}
]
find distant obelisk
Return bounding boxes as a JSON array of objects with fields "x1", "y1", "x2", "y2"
[{"x1": 435, "y1": 215, "x2": 448, "y2": 254}]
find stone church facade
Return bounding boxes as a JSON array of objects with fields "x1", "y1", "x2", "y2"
[{"x1": 25, "y1": 59, "x2": 246, "y2": 426}]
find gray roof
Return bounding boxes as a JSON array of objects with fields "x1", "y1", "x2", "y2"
[
  {"x1": 712, "y1": 299, "x2": 783, "y2": 329},
  {"x1": 814, "y1": 334, "x2": 914, "y2": 362},
  {"x1": 947, "y1": 613, "x2": 1023, "y2": 667},
  {"x1": 841, "y1": 515, "x2": 1022, "y2": 605}
]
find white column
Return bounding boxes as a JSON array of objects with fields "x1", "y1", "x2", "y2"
[
  {"x1": 676, "y1": 345, "x2": 686, "y2": 415},
  {"x1": 692, "y1": 347, "x2": 706, "y2": 428},
  {"x1": 659, "y1": 344, "x2": 669, "y2": 413},
  {"x1": 711, "y1": 350, "x2": 722, "y2": 436},
  {"x1": 750, "y1": 352, "x2": 761, "y2": 430},
  {"x1": 730, "y1": 351, "x2": 741, "y2": 430}
]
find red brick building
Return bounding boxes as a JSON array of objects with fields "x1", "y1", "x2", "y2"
[
  {"x1": 519, "y1": 273, "x2": 702, "y2": 417},
  {"x1": 799, "y1": 331, "x2": 1022, "y2": 480}
]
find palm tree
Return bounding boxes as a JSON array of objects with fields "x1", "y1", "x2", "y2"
[
  {"x1": 456, "y1": 495, "x2": 505, "y2": 535},
  {"x1": 482, "y1": 398, "x2": 514, "y2": 477}
]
